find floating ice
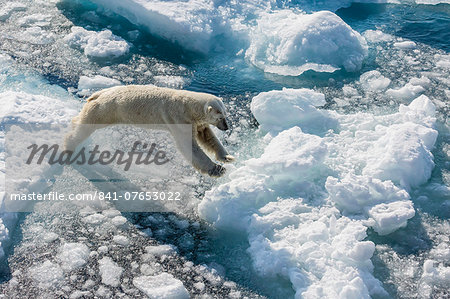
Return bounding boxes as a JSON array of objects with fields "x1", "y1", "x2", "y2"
[
  {"x1": 415, "y1": 0, "x2": 450, "y2": 4},
  {"x1": 77, "y1": 75, "x2": 122, "y2": 96},
  {"x1": 64, "y1": 26, "x2": 130, "y2": 59},
  {"x1": 98, "y1": 257, "x2": 123, "y2": 287},
  {"x1": 112, "y1": 235, "x2": 130, "y2": 246},
  {"x1": 199, "y1": 88, "x2": 437, "y2": 297},
  {"x1": 28, "y1": 260, "x2": 64, "y2": 289},
  {"x1": 359, "y1": 70, "x2": 391, "y2": 92},
  {"x1": 133, "y1": 273, "x2": 189, "y2": 299},
  {"x1": 250, "y1": 88, "x2": 336, "y2": 135},
  {"x1": 362, "y1": 29, "x2": 394, "y2": 43},
  {"x1": 394, "y1": 40, "x2": 417, "y2": 50},
  {"x1": 0, "y1": 91, "x2": 78, "y2": 124},
  {"x1": 386, "y1": 83, "x2": 426, "y2": 101},
  {"x1": 246, "y1": 10, "x2": 368, "y2": 76},
  {"x1": 419, "y1": 260, "x2": 450, "y2": 298},
  {"x1": 57, "y1": 243, "x2": 90, "y2": 272},
  {"x1": 88, "y1": 0, "x2": 217, "y2": 53},
  {"x1": 0, "y1": 3, "x2": 26, "y2": 22}
]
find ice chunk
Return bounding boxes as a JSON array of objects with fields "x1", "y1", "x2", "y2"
[
  {"x1": 57, "y1": 243, "x2": 90, "y2": 272},
  {"x1": 366, "y1": 201, "x2": 415, "y2": 235},
  {"x1": 326, "y1": 175, "x2": 411, "y2": 213},
  {"x1": 112, "y1": 235, "x2": 130, "y2": 246},
  {"x1": 359, "y1": 70, "x2": 391, "y2": 92},
  {"x1": 363, "y1": 29, "x2": 394, "y2": 43},
  {"x1": 64, "y1": 26, "x2": 129, "y2": 59},
  {"x1": 415, "y1": 0, "x2": 450, "y2": 5},
  {"x1": 386, "y1": 83, "x2": 425, "y2": 101},
  {"x1": 362, "y1": 122, "x2": 437, "y2": 190},
  {"x1": 250, "y1": 88, "x2": 337, "y2": 134},
  {"x1": 88, "y1": 0, "x2": 216, "y2": 53},
  {"x1": 0, "y1": 3, "x2": 27, "y2": 22},
  {"x1": 394, "y1": 41, "x2": 417, "y2": 49},
  {"x1": 77, "y1": 75, "x2": 122, "y2": 95},
  {"x1": 409, "y1": 76, "x2": 431, "y2": 88},
  {"x1": 0, "y1": 91, "x2": 78, "y2": 124},
  {"x1": 200, "y1": 89, "x2": 437, "y2": 297},
  {"x1": 246, "y1": 10, "x2": 368, "y2": 76},
  {"x1": 133, "y1": 273, "x2": 189, "y2": 299},
  {"x1": 145, "y1": 244, "x2": 176, "y2": 256},
  {"x1": 28, "y1": 260, "x2": 64, "y2": 289},
  {"x1": 98, "y1": 257, "x2": 123, "y2": 287},
  {"x1": 419, "y1": 260, "x2": 450, "y2": 298}
]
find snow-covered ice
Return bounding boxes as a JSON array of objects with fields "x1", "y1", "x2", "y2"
[
  {"x1": 199, "y1": 88, "x2": 438, "y2": 297},
  {"x1": 98, "y1": 257, "x2": 123, "y2": 287},
  {"x1": 359, "y1": 70, "x2": 391, "y2": 92},
  {"x1": 246, "y1": 10, "x2": 368, "y2": 76},
  {"x1": 77, "y1": 75, "x2": 122, "y2": 96},
  {"x1": 133, "y1": 273, "x2": 190, "y2": 299},
  {"x1": 64, "y1": 26, "x2": 130, "y2": 59}
]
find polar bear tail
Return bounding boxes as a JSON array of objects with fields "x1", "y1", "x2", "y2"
[{"x1": 86, "y1": 90, "x2": 103, "y2": 102}]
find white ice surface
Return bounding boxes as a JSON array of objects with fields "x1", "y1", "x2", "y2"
[
  {"x1": 246, "y1": 10, "x2": 368, "y2": 76},
  {"x1": 64, "y1": 26, "x2": 130, "y2": 59},
  {"x1": 199, "y1": 89, "x2": 437, "y2": 297},
  {"x1": 57, "y1": 243, "x2": 90, "y2": 272},
  {"x1": 133, "y1": 273, "x2": 190, "y2": 299},
  {"x1": 77, "y1": 75, "x2": 122, "y2": 96},
  {"x1": 0, "y1": 53, "x2": 80, "y2": 269},
  {"x1": 98, "y1": 256, "x2": 123, "y2": 287},
  {"x1": 87, "y1": 1, "x2": 369, "y2": 75}
]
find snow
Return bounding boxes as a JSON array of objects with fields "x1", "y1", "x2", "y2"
[
  {"x1": 98, "y1": 257, "x2": 123, "y2": 287},
  {"x1": 246, "y1": 10, "x2": 368, "y2": 76},
  {"x1": 199, "y1": 89, "x2": 437, "y2": 297},
  {"x1": 133, "y1": 273, "x2": 189, "y2": 299},
  {"x1": 64, "y1": 26, "x2": 130, "y2": 59}
]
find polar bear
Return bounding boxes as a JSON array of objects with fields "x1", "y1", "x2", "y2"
[{"x1": 64, "y1": 85, "x2": 235, "y2": 177}]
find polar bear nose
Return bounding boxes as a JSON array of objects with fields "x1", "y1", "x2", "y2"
[{"x1": 217, "y1": 119, "x2": 229, "y2": 131}]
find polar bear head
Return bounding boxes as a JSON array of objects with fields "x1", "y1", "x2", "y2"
[{"x1": 204, "y1": 99, "x2": 229, "y2": 131}]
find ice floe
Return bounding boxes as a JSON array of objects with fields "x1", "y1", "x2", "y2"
[
  {"x1": 199, "y1": 88, "x2": 438, "y2": 297},
  {"x1": 246, "y1": 10, "x2": 368, "y2": 76},
  {"x1": 64, "y1": 26, "x2": 130, "y2": 59}
]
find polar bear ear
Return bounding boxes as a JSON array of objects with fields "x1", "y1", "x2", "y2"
[{"x1": 204, "y1": 102, "x2": 213, "y2": 114}]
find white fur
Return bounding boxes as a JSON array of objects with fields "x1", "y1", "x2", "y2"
[{"x1": 65, "y1": 85, "x2": 234, "y2": 177}]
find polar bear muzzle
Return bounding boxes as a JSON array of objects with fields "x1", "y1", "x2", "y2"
[{"x1": 216, "y1": 118, "x2": 229, "y2": 131}]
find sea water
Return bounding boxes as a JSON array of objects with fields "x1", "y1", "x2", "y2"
[{"x1": 0, "y1": 0, "x2": 448, "y2": 298}]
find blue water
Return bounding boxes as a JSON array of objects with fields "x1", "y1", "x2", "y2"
[{"x1": 1, "y1": 1, "x2": 449, "y2": 298}]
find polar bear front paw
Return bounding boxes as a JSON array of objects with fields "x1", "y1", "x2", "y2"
[
  {"x1": 208, "y1": 164, "x2": 226, "y2": 177},
  {"x1": 218, "y1": 154, "x2": 235, "y2": 163}
]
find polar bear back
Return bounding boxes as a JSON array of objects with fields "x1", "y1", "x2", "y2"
[{"x1": 83, "y1": 85, "x2": 219, "y2": 125}]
